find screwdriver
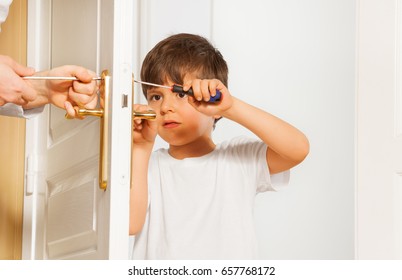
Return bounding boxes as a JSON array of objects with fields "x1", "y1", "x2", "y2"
[{"x1": 133, "y1": 80, "x2": 221, "y2": 103}]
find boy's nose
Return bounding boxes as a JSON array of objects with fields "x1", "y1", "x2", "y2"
[{"x1": 160, "y1": 95, "x2": 176, "y2": 114}]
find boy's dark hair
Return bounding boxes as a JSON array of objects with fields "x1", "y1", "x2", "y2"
[{"x1": 140, "y1": 33, "x2": 228, "y2": 126}]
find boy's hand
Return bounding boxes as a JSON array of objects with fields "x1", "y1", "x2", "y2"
[
  {"x1": 184, "y1": 79, "x2": 233, "y2": 118},
  {"x1": 133, "y1": 104, "x2": 157, "y2": 146}
]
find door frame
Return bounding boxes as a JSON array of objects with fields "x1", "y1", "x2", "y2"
[
  {"x1": 355, "y1": 0, "x2": 402, "y2": 259},
  {"x1": 22, "y1": 0, "x2": 51, "y2": 259}
]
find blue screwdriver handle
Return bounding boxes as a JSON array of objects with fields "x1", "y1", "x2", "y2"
[{"x1": 172, "y1": 84, "x2": 221, "y2": 103}]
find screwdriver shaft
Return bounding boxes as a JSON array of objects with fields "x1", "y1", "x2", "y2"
[{"x1": 133, "y1": 79, "x2": 171, "y2": 89}]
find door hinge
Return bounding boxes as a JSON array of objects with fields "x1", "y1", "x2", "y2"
[{"x1": 25, "y1": 154, "x2": 39, "y2": 196}]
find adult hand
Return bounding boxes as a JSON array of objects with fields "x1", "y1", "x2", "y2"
[
  {"x1": 46, "y1": 65, "x2": 98, "y2": 118},
  {"x1": 24, "y1": 65, "x2": 98, "y2": 118},
  {"x1": 0, "y1": 55, "x2": 36, "y2": 106}
]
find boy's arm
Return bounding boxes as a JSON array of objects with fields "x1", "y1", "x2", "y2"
[
  {"x1": 186, "y1": 79, "x2": 309, "y2": 174},
  {"x1": 223, "y1": 97, "x2": 309, "y2": 174},
  {"x1": 130, "y1": 145, "x2": 152, "y2": 235},
  {"x1": 129, "y1": 104, "x2": 157, "y2": 235}
]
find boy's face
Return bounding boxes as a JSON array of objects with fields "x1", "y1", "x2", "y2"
[{"x1": 146, "y1": 76, "x2": 215, "y2": 147}]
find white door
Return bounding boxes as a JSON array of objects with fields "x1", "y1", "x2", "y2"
[
  {"x1": 357, "y1": 0, "x2": 402, "y2": 259},
  {"x1": 22, "y1": 0, "x2": 135, "y2": 259}
]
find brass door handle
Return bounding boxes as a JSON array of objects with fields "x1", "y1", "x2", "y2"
[
  {"x1": 65, "y1": 70, "x2": 110, "y2": 190},
  {"x1": 74, "y1": 108, "x2": 104, "y2": 117},
  {"x1": 133, "y1": 110, "x2": 156, "y2": 120}
]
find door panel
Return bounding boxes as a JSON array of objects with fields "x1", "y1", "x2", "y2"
[
  {"x1": 46, "y1": 158, "x2": 98, "y2": 259},
  {"x1": 23, "y1": 0, "x2": 134, "y2": 259},
  {"x1": 51, "y1": 0, "x2": 98, "y2": 70},
  {"x1": 45, "y1": 0, "x2": 105, "y2": 260}
]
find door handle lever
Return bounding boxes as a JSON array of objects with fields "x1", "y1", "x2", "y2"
[
  {"x1": 65, "y1": 70, "x2": 110, "y2": 190},
  {"x1": 73, "y1": 108, "x2": 104, "y2": 117},
  {"x1": 133, "y1": 110, "x2": 156, "y2": 120}
]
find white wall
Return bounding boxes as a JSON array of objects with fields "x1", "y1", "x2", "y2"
[{"x1": 135, "y1": 0, "x2": 355, "y2": 259}]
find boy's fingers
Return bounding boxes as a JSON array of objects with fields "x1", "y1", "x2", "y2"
[
  {"x1": 182, "y1": 80, "x2": 192, "y2": 92},
  {"x1": 133, "y1": 119, "x2": 144, "y2": 131},
  {"x1": 209, "y1": 79, "x2": 220, "y2": 97},
  {"x1": 191, "y1": 80, "x2": 202, "y2": 101},
  {"x1": 200, "y1": 80, "x2": 211, "y2": 101}
]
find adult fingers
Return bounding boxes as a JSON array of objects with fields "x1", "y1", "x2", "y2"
[
  {"x1": 68, "y1": 87, "x2": 97, "y2": 107},
  {"x1": 73, "y1": 67, "x2": 95, "y2": 83},
  {"x1": 10, "y1": 60, "x2": 35, "y2": 77},
  {"x1": 7, "y1": 75, "x2": 37, "y2": 103}
]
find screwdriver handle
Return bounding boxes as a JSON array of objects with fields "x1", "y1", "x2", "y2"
[{"x1": 172, "y1": 85, "x2": 221, "y2": 103}]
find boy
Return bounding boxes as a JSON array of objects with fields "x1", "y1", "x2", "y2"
[{"x1": 130, "y1": 33, "x2": 309, "y2": 259}]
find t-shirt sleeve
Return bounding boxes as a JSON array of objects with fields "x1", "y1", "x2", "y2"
[
  {"x1": 253, "y1": 138, "x2": 289, "y2": 193},
  {"x1": 231, "y1": 136, "x2": 290, "y2": 193}
]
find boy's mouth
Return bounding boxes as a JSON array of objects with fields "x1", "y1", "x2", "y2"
[{"x1": 163, "y1": 120, "x2": 181, "y2": 128}]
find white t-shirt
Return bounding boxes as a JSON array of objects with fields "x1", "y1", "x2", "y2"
[
  {"x1": 0, "y1": 0, "x2": 12, "y2": 31},
  {"x1": 132, "y1": 136, "x2": 290, "y2": 260}
]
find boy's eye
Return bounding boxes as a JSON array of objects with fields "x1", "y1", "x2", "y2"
[
  {"x1": 149, "y1": 94, "x2": 162, "y2": 101},
  {"x1": 177, "y1": 93, "x2": 187, "y2": 99}
]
